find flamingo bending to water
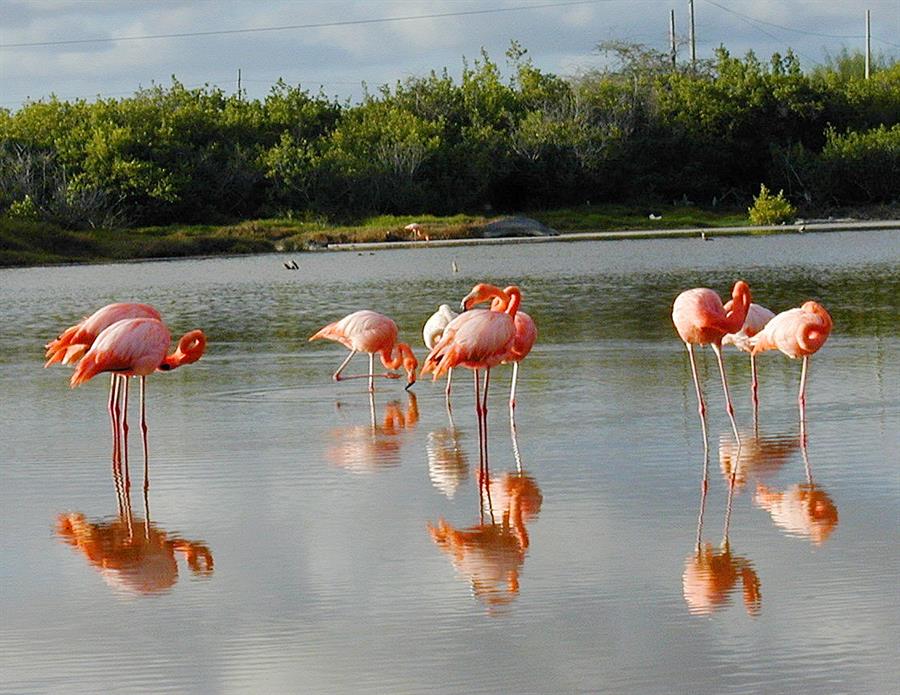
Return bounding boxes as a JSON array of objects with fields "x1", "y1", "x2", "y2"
[
  {"x1": 46, "y1": 302, "x2": 164, "y2": 460},
  {"x1": 672, "y1": 281, "x2": 751, "y2": 449},
  {"x1": 71, "y1": 318, "x2": 206, "y2": 474},
  {"x1": 309, "y1": 310, "x2": 418, "y2": 392},
  {"x1": 749, "y1": 301, "x2": 832, "y2": 424}
]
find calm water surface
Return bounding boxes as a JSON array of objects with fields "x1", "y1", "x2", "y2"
[{"x1": 2, "y1": 232, "x2": 899, "y2": 694}]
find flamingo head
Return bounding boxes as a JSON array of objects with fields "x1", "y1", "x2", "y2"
[
  {"x1": 159, "y1": 330, "x2": 207, "y2": 371},
  {"x1": 398, "y1": 343, "x2": 418, "y2": 389},
  {"x1": 460, "y1": 283, "x2": 507, "y2": 312}
]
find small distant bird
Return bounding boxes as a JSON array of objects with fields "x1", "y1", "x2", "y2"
[
  {"x1": 452, "y1": 260, "x2": 459, "y2": 274},
  {"x1": 649, "y1": 213, "x2": 662, "y2": 221},
  {"x1": 283, "y1": 260, "x2": 299, "y2": 270},
  {"x1": 309, "y1": 310, "x2": 418, "y2": 392},
  {"x1": 405, "y1": 222, "x2": 429, "y2": 241},
  {"x1": 749, "y1": 301, "x2": 832, "y2": 422},
  {"x1": 722, "y1": 302, "x2": 776, "y2": 407},
  {"x1": 423, "y1": 304, "x2": 459, "y2": 398},
  {"x1": 672, "y1": 281, "x2": 751, "y2": 447}
]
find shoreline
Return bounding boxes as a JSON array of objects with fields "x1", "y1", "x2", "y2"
[
  {"x1": 3, "y1": 219, "x2": 898, "y2": 270},
  {"x1": 327, "y1": 219, "x2": 900, "y2": 251}
]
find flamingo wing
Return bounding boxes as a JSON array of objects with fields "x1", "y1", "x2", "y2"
[{"x1": 71, "y1": 318, "x2": 171, "y2": 386}]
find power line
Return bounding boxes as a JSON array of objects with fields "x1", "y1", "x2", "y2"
[
  {"x1": 701, "y1": 0, "x2": 900, "y2": 50},
  {"x1": 0, "y1": 0, "x2": 615, "y2": 49}
]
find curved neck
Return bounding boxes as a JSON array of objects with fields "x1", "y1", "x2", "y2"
[
  {"x1": 503, "y1": 286, "x2": 521, "y2": 317},
  {"x1": 159, "y1": 330, "x2": 206, "y2": 371},
  {"x1": 380, "y1": 342, "x2": 412, "y2": 370},
  {"x1": 722, "y1": 282, "x2": 750, "y2": 334}
]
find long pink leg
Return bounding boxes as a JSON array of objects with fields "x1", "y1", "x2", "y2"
[
  {"x1": 108, "y1": 374, "x2": 120, "y2": 465},
  {"x1": 332, "y1": 350, "x2": 357, "y2": 381},
  {"x1": 750, "y1": 354, "x2": 760, "y2": 434},
  {"x1": 140, "y1": 376, "x2": 149, "y2": 492},
  {"x1": 474, "y1": 369, "x2": 485, "y2": 523},
  {"x1": 481, "y1": 368, "x2": 495, "y2": 523},
  {"x1": 333, "y1": 351, "x2": 401, "y2": 386},
  {"x1": 445, "y1": 367, "x2": 453, "y2": 399},
  {"x1": 711, "y1": 343, "x2": 741, "y2": 449},
  {"x1": 509, "y1": 361, "x2": 519, "y2": 412},
  {"x1": 798, "y1": 355, "x2": 809, "y2": 444},
  {"x1": 685, "y1": 343, "x2": 709, "y2": 451}
]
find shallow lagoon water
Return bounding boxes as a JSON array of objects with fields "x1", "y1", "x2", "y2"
[{"x1": 2, "y1": 231, "x2": 898, "y2": 694}]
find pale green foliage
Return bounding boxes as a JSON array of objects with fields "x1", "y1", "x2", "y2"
[{"x1": 748, "y1": 184, "x2": 796, "y2": 225}]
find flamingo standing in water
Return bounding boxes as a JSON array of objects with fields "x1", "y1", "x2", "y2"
[
  {"x1": 749, "y1": 301, "x2": 832, "y2": 427},
  {"x1": 422, "y1": 284, "x2": 520, "y2": 483},
  {"x1": 71, "y1": 318, "x2": 206, "y2": 481},
  {"x1": 423, "y1": 304, "x2": 459, "y2": 399},
  {"x1": 46, "y1": 302, "x2": 163, "y2": 459},
  {"x1": 479, "y1": 287, "x2": 537, "y2": 411},
  {"x1": 309, "y1": 310, "x2": 418, "y2": 393},
  {"x1": 722, "y1": 302, "x2": 775, "y2": 414},
  {"x1": 672, "y1": 281, "x2": 751, "y2": 448}
]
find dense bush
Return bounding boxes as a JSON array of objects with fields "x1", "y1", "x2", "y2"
[
  {"x1": 748, "y1": 184, "x2": 797, "y2": 224},
  {"x1": 0, "y1": 44, "x2": 896, "y2": 229}
]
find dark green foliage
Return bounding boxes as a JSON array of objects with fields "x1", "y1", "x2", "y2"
[{"x1": 1, "y1": 45, "x2": 897, "y2": 230}]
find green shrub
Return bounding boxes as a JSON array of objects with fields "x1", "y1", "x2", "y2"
[{"x1": 748, "y1": 184, "x2": 796, "y2": 224}]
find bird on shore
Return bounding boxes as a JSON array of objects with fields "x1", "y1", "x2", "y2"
[
  {"x1": 71, "y1": 318, "x2": 206, "y2": 472},
  {"x1": 749, "y1": 301, "x2": 832, "y2": 424},
  {"x1": 422, "y1": 284, "x2": 521, "y2": 479},
  {"x1": 722, "y1": 302, "x2": 776, "y2": 411},
  {"x1": 672, "y1": 281, "x2": 751, "y2": 448},
  {"x1": 309, "y1": 310, "x2": 418, "y2": 392},
  {"x1": 423, "y1": 304, "x2": 459, "y2": 399}
]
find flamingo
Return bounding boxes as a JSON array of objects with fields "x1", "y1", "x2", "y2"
[
  {"x1": 749, "y1": 301, "x2": 832, "y2": 427},
  {"x1": 672, "y1": 281, "x2": 751, "y2": 449},
  {"x1": 70, "y1": 318, "x2": 206, "y2": 476},
  {"x1": 46, "y1": 302, "x2": 163, "y2": 460},
  {"x1": 309, "y1": 310, "x2": 418, "y2": 392},
  {"x1": 477, "y1": 286, "x2": 537, "y2": 411},
  {"x1": 423, "y1": 304, "x2": 459, "y2": 398},
  {"x1": 722, "y1": 302, "x2": 775, "y2": 413},
  {"x1": 422, "y1": 284, "x2": 520, "y2": 483}
]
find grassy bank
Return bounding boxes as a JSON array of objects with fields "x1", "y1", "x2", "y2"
[{"x1": 2, "y1": 202, "x2": 896, "y2": 267}]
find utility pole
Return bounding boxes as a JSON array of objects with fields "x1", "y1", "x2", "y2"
[
  {"x1": 237, "y1": 68, "x2": 242, "y2": 98},
  {"x1": 688, "y1": 0, "x2": 696, "y2": 71},
  {"x1": 670, "y1": 9, "x2": 677, "y2": 69},
  {"x1": 865, "y1": 10, "x2": 871, "y2": 79}
]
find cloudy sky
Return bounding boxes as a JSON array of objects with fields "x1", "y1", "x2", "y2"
[{"x1": 1, "y1": 0, "x2": 898, "y2": 109}]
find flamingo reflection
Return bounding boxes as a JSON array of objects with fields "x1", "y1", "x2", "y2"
[
  {"x1": 56, "y1": 468, "x2": 212, "y2": 595},
  {"x1": 754, "y1": 444, "x2": 838, "y2": 545},
  {"x1": 428, "y1": 469, "x2": 542, "y2": 614},
  {"x1": 426, "y1": 407, "x2": 469, "y2": 498},
  {"x1": 683, "y1": 446, "x2": 761, "y2": 616},
  {"x1": 327, "y1": 392, "x2": 419, "y2": 472},
  {"x1": 719, "y1": 430, "x2": 801, "y2": 491}
]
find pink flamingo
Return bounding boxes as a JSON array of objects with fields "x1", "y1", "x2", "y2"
[
  {"x1": 422, "y1": 284, "x2": 520, "y2": 484},
  {"x1": 71, "y1": 318, "x2": 206, "y2": 482},
  {"x1": 749, "y1": 301, "x2": 832, "y2": 426},
  {"x1": 672, "y1": 281, "x2": 751, "y2": 448},
  {"x1": 481, "y1": 287, "x2": 537, "y2": 411},
  {"x1": 309, "y1": 310, "x2": 418, "y2": 392},
  {"x1": 46, "y1": 302, "x2": 163, "y2": 459},
  {"x1": 722, "y1": 302, "x2": 775, "y2": 412}
]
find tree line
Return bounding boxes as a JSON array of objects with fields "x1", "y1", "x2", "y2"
[{"x1": 1, "y1": 43, "x2": 897, "y2": 229}]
